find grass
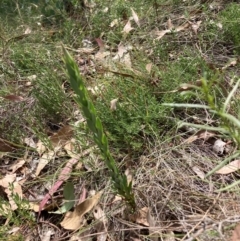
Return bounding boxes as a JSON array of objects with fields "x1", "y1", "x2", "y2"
[{"x1": 0, "y1": 0, "x2": 240, "y2": 240}]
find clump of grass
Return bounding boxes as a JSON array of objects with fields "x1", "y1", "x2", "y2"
[
  {"x1": 163, "y1": 75, "x2": 240, "y2": 189},
  {"x1": 63, "y1": 47, "x2": 136, "y2": 210},
  {"x1": 220, "y1": 3, "x2": 240, "y2": 54}
]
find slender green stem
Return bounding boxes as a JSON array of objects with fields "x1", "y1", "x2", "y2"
[{"x1": 62, "y1": 46, "x2": 136, "y2": 210}]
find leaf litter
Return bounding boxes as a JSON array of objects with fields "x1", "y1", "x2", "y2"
[{"x1": 2, "y1": 2, "x2": 240, "y2": 241}]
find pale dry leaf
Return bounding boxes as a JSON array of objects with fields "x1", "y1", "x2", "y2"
[
  {"x1": 122, "y1": 20, "x2": 134, "y2": 34},
  {"x1": 147, "y1": 209, "x2": 159, "y2": 241},
  {"x1": 184, "y1": 130, "x2": 216, "y2": 144},
  {"x1": 191, "y1": 21, "x2": 202, "y2": 34},
  {"x1": 93, "y1": 205, "x2": 107, "y2": 241},
  {"x1": 110, "y1": 19, "x2": 119, "y2": 28},
  {"x1": 27, "y1": 74, "x2": 37, "y2": 81},
  {"x1": 121, "y1": 52, "x2": 132, "y2": 69},
  {"x1": 50, "y1": 125, "x2": 74, "y2": 149},
  {"x1": 232, "y1": 223, "x2": 240, "y2": 241},
  {"x1": 24, "y1": 137, "x2": 36, "y2": 148},
  {"x1": 155, "y1": 30, "x2": 170, "y2": 40},
  {"x1": 93, "y1": 205, "x2": 107, "y2": 224},
  {"x1": 110, "y1": 98, "x2": 118, "y2": 111},
  {"x1": 9, "y1": 159, "x2": 26, "y2": 173},
  {"x1": 175, "y1": 23, "x2": 189, "y2": 32},
  {"x1": 0, "y1": 174, "x2": 17, "y2": 188},
  {"x1": 61, "y1": 191, "x2": 102, "y2": 230},
  {"x1": 5, "y1": 182, "x2": 22, "y2": 211},
  {"x1": 64, "y1": 139, "x2": 79, "y2": 159},
  {"x1": 29, "y1": 202, "x2": 40, "y2": 212},
  {"x1": 35, "y1": 151, "x2": 55, "y2": 176},
  {"x1": 36, "y1": 141, "x2": 46, "y2": 155},
  {"x1": 95, "y1": 50, "x2": 111, "y2": 61},
  {"x1": 125, "y1": 168, "x2": 133, "y2": 185},
  {"x1": 164, "y1": 231, "x2": 175, "y2": 241},
  {"x1": 216, "y1": 22, "x2": 223, "y2": 29},
  {"x1": 212, "y1": 139, "x2": 226, "y2": 154},
  {"x1": 146, "y1": 63, "x2": 152, "y2": 74},
  {"x1": 131, "y1": 8, "x2": 140, "y2": 27},
  {"x1": 113, "y1": 44, "x2": 128, "y2": 60},
  {"x1": 222, "y1": 58, "x2": 238, "y2": 70},
  {"x1": 167, "y1": 18, "x2": 174, "y2": 30},
  {"x1": 41, "y1": 229, "x2": 55, "y2": 241},
  {"x1": 7, "y1": 227, "x2": 20, "y2": 234},
  {"x1": 192, "y1": 166, "x2": 205, "y2": 180},
  {"x1": 24, "y1": 27, "x2": 31, "y2": 34},
  {"x1": 135, "y1": 207, "x2": 149, "y2": 226},
  {"x1": 216, "y1": 160, "x2": 240, "y2": 175}
]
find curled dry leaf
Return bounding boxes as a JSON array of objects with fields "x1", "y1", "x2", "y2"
[
  {"x1": 60, "y1": 191, "x2": 102, "y2": 230},
  {"x1": 212, "y1": 139, "x2": 226, "y2": 155},
  {"x1": 110, "y1": 98, "x2": 118, "y2": 111},
  {"x1": 216, "y1": 160, "x2": 240, "y2": 175}
]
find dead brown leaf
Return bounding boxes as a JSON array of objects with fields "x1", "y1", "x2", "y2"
[
  {"x1": 232, "y1": 223, "x2": 240, "y2": 241},
  {"x1": 2, "y1": 94, "x2": 24, "y2": 102},
  {"x1": 216, "y1": 160, "x2": 240, "y2": 175},
  {"x1": 60, "y1": 191, "x2": 102, "y2": 230}
]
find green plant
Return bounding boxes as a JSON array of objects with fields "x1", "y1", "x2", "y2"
[
  {"x1": 163, "y1": 76, "x2": 240, "y2": 190},
  {"x1": 220, "y1": 3, "x2": 240, "y2": 54},
  {"x1": 62, "y1": 47, "x2": 136, "y2": 210}
]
